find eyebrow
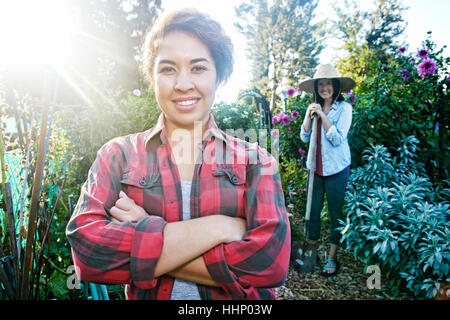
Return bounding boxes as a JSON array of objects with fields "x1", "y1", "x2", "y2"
[{"x1": 157, "y1": 58, "x2": 210, "y2": 66}]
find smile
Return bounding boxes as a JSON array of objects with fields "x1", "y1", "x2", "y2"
[
  {"x1": 172, "y1": 97, "x2": 201, "y2": 112},
  {"x1": 177, "y1": 99, "x2": 198, "y2": 106}
]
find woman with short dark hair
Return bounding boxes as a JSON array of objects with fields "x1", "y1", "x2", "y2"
[{"x1": 66, "y1": 8, "x2": 290, "y2": 300}]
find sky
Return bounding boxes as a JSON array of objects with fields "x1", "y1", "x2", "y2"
[{"x1": 161, "y1": 0, "x2": 450, "y2": 103}]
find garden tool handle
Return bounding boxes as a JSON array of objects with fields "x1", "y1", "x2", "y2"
[{"x1": 305, "y1": 115, "x2": 318, "y2": 225}]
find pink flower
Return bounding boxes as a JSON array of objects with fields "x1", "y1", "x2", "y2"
[
  {"x1": 417, "y1": 48, "x2": 430, "y2": 59},
  {"x1": 272, "y1": 115, "x2": 280, "y2": 125},
  {"x1": 286, "y1": 88, "x2": 296, "y2": 97},
  {"x1": 417, "y1": 59, "x2": 438, "y2": 77},
  {"x1": 271, "y1": 129, "x2": 279, "y2": 136},
  {"x1": 291, "y1": 110, "x2": 299, "y2": 119},
  {"x1": 281, "y1": 114, "x2": 291, "y2": 125},
  {"x1": 298, "y1": 148, "x2": 305, "y2": 158}
]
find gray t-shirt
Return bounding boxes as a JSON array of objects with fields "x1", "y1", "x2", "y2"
[{"x1": 170, "y1": 180, "x2": 201, "y2": 300}]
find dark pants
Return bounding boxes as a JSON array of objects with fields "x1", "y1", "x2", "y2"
[{"x1": 306, "y1": 166, "x2": 350, "y2": 245}]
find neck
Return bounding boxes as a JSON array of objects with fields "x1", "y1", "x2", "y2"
[
  {"x1": 323, "y1": 98, "x2": 333, "y2": 109},
  {"x1": 165, "y1": 116, "x2": 208, "y2": 165},
  {"x1": 165, "y1": 114, "x2": 209, "y2": 142}
]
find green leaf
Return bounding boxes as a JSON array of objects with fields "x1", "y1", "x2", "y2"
[
  {"x1": 373, "y1": 242, "x2": 382, "y2": 254},
  {"x1": 48, "y1": 271, "x2": 70, "y2": 300},
  {"x1": 381, "y1": 240, "x2": 387, "y2": 254}
]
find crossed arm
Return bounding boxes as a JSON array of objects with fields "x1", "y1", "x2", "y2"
[
  {"x1": 67, "y1": 143, "x2": 290, "y2": 295},
  {"x1": 109, "y1": 191, "x2": 247, "y2": 286}
]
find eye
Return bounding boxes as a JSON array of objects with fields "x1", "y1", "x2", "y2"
[
  {"x1": 159, "y1": 66, "x2": 175, "y2": 74},
  {"x1": 192, "y1": 65, "x2": 207, "y2": 73}
]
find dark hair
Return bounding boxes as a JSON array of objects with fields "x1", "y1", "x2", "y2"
[
  {"x1": 313, "y1": 78, "x2": 344, "y2": 106},
  {"x1": 140, "y1": 8, "x2": 234, "y2": 86}
]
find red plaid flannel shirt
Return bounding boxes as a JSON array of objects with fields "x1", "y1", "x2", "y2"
[{"x1": 66, "y1": 113, "x2": 291, "y2": 300}]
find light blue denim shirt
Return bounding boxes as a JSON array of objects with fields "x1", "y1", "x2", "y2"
[{"x1": 300, "y1": 101, "x2": 352, "y2": 176}]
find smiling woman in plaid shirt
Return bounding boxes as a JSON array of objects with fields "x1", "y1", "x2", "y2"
[{"x1": 66, "y1": 8, "x2": 291, "y2": 300}]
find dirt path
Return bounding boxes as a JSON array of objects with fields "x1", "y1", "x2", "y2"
[{"x1": 277, "y1": 212, "x2": 413, "y2": 300}]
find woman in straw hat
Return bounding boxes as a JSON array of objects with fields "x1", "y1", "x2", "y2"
[{"x1": 299, "y1": 63, "x2": 355, "y2": 276}]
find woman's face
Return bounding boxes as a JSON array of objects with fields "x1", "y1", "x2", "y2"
[
  {"x1": 317, "y1": 78, "x2": 334, "y2": 102},
  {"x1": 153, "y1": 31, "x2": 218, "y2": 133}
]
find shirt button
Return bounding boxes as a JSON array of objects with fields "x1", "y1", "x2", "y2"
[
  {"x1": 231, "y1": 175, "x2": 239, "y2": 184},
  {"x1": 139, "y1": 178, "x2": 147, "y2": 186}
]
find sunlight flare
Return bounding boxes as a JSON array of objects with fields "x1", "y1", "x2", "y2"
[{"x1": 0, "y1": 0, "x2": 80, "y2": 68}]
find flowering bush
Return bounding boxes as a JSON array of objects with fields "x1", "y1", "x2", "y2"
[
  {"x1": 270, "y1": 94, "x2": 311, "y2": 220},
  {"x1": 349, "y1": 34, "x2": 449, "y2": 182}
]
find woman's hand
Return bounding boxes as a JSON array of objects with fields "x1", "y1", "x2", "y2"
[
  {"x1": 307, "y1": 103, "x2": 323, "y2": 118},
  {"x1": 109, "y1": 191, "x2": 148, "y2": 223}
]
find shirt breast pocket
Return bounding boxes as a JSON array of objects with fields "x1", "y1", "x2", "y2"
[
  {"x1": 120, "y1": 171, "x2": 164, "y2": 217},
  {"x1": 212, "y1": 165, "x2": 247, "y2": 218}
]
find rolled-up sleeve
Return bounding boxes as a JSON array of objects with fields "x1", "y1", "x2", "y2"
[
  {"x1": 203, "y1": 150, "x2": 291, "y2": 298},
  {"x1": 300, "y1": 123, "x2": 312, "y2": 143},
  {"x1": 66, "y1": 141, "x2": 166, "y2": 289},
  {"x1": 325, "y1": 103, "x2": 352, "y2": 147}
]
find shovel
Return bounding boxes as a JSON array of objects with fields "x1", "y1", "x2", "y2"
[{"x1": 294, "y1": 114, "x2": 319, "y2": 273}]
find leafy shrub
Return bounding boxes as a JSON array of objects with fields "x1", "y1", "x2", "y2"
[
  {"x1": 350, "y1": 35, "x2": 450, "y2": 182},
  {"x1": 271, "y1": 93, "x2": 310, "y2": 162},
  {"x1": 279, "y1": 158, "x2": 307, "y2": 240},
  {"x1": 340, "y1": 136, "x2": 450, "y2": 298},
  {"x1": 211, "y1": 102, "x2": 259, "y2": 133},
  {"x1": 270, "y1": 93, "x2": 311, "y2": 242}
]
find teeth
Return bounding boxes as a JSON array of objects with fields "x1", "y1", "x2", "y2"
[{"x1": 177, "y1": 99, "x2": 197, "y2": 106}]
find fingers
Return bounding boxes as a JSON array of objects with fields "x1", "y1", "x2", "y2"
[
  {"x1": 309, "y1": 104, "x2": 322, "y2": 118},
  {"x1": 109, "y1": 205, "x2": 128, "y2": 222},
  {"x1": 308, "y1": 104, "x2": 320, "y2": 117},
  {"x1": 109, "y1": 191, "x2": 148, "y2": 223},
  {"x1": 119, "y1": 190, "x2": 129, "y2": 199},
  {"x1": 110, "y1": 192, "x2": 136, "y2": 222},
  {"x1": 311, "y1": 104, "x2": 321, "y2": 112},
  {"x1": 115, "y1": 197, "x2": 133, "y2": 211},
  {"x1": 115, "y1": 191, "x2": 135, "y2": 211}
]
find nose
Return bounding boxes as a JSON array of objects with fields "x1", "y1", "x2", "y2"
[{"x1": 174, "y1": 69, "x2": 194, "y2": 92}]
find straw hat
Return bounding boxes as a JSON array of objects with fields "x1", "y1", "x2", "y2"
[{"x1": 298, "y1": 64, "x2": 356, "y2": 93}]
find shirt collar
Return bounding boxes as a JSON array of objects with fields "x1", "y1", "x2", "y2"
[
  {"x1": 145, "y1": 112, "x2": 227, "y2": 150},
  {"x1": 330, "y1": 100, "x2": 343, "y2": 111}
]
